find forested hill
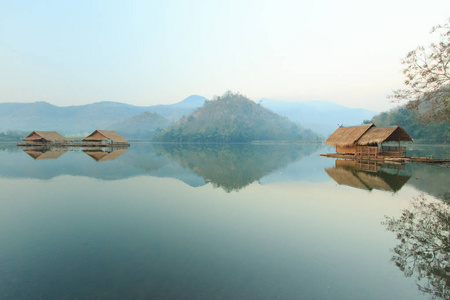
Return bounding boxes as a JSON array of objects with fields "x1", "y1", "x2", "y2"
[
  {"x1": 153, "y1": 92, "x2": 321, "y2": 143},
  {"x1": 371, "y1": 106, "x2": 449, "y2": 144},
  {"x1": 108, "y1": 112, "x2": 171, "y2": 139}
]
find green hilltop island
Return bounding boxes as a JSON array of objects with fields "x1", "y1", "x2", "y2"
[{"x1": 152, "y1": 91, "x2": 321, "y2": 143}]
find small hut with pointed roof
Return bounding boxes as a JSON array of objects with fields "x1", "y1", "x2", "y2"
[
  {"x1": 23, "y1": 131, "x2": 68, "y2": 145},
  {"x1": 325, "y1": 124, "x2": 413, "y2": 157},
  {"x1": 83, "y1": 130, "x2": 129, "y2": 146}
]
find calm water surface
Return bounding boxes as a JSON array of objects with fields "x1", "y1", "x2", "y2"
[{"x1": 0, "y1": 143, "x2": 448, "y2": 299}]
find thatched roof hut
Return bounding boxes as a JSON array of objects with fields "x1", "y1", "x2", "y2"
[
  {"x1": 325, "y1": 124, "x2": 413, "y2": 156},
  {"x1": 325, "y1": 124, "x2": 374, "y2": 147},
  {"x1": 23, "y1": 131, "x2": 68, "y2": 143},
  {"x1": 325, "y1": 124, "x2": 412, "y2": 147},
  {"x1": 83, "y1": 130, "x2": 128, "y2": 144},
  {"x1": 356, "y1": 126, "x2": 413, "y2": 145},
  {"x1": 84, "y1": 149, "x2": 128, "y2": 162}
]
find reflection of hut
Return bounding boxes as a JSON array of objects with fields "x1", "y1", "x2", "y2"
[
  {"x1": 24, "y1": 148, "x2": 68, "y2": 160},
  {"x1": 83, "y1": 149, "x2": 128, "y2": 162},
  {"x1": 83, "y1": 130, "x2": 129, "y2": 146},
  {"x1": 23, "y1": 131, "x2": 68, "y2": 145},
  {"x1": 325, "y1": 160, "x2": 411, "y2": 192},
  {"x1": 325, "y1": 124, "x2": 413, "y2": 157}
]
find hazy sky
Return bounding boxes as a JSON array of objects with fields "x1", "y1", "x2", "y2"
[{"x1": 1, "y1": 0, "x2": 448, "y2": 111}]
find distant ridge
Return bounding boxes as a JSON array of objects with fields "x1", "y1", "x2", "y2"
[
  {"x1": 258, "y1": 98, "x2": 377, "y2": 136},
  {"x1": 0, "y1": 96, "x2": 206, "y2": 136},
  {"x1": 0, "y1": 94, "x2": 376, "y2": 139}
]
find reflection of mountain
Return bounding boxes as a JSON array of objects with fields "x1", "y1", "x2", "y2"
[
  {"x1": 2, "y1": 143, "x2": 447, "y2": 197},
  {"x1": 83, "y1": 149, "x2": 128, "y2": 162},
  {"x1": 325, "y1": 159, "x2": 411, "y2": 192},
  {"x1": 0, "y1": 144, "x2": 206, "y2": 185},
  {"x1": 154, "y1": 143, "x2": 321, "y2": 192},
  {"x1": 24, "y1": 148, "x2": 68, "y2": 160}
]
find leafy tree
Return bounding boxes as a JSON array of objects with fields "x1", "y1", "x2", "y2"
[
  {"x1": 383, "y1": 196, "x2": 450, "y2": 299},
  {"x1": 389, "y1": 19, "x2": 450, "y2": 123}
]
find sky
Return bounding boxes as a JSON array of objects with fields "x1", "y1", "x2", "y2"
[{"x1": 0, "y1": 0, "x2": 448, "y2": 111}]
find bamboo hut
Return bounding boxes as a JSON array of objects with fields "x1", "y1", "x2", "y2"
[
  {"x1": 83, "y1": 130, "x2": 129, "y2": 146},
  {"x1": 356, "y1": 126, "x2": 413, "y2": 157},
  {"x1": 324, "y1": 124, "x2": 374, "y2": 155},
  {"x1": 22, "y1": 131, "x2": 68, "y2": 145},
  {"x1": 325, "y1": 124, "x2": 413, "y2": 157}
]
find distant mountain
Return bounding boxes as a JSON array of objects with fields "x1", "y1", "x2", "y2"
[
  {"x1": 258, "y1": 98, "x2": 377, "y2": 136},
  {"x1": 153, "y1": 92, "x2": 321, "y2": 143},
  {"x1": 0, "y1": 96, "x2": 206, "y2": 136},
  {"x1": 0, "y1": 94, "x2": 376, "y2": 139},
  {"x1": 108, "y1": 112, "x2": 172, "y2": 139},
  {"x1": 144, "y1": 95, "x2": 207, "y2": 122}
]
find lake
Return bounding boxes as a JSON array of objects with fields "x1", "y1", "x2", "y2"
[{"x1": 0, "y1": 143, "x2": 448, "y2": 299}]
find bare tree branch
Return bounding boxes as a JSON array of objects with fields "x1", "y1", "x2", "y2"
[{"x1": 389, "y1": 19, "x2": 450, "y2": 123}]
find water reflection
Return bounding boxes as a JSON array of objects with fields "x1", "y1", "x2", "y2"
[
  {"x1": 83, "y1": 149, "x2": 128, "y2": 162},
  {"x1": 325, "y1": 159, "x2": 411, "y2": 193},
  {"x1": 153, "y1": 143, "x2": 320, "y2": 192},
  {"x1": 21, "y1": 147, "x2": 128, "y2": 162},
  {"x1": 0, "y1": 143, "x2": 448, "y2": 198},
  {"x1": 24, "y1": 147, "x2": 68, "y2": 160},
  {"x1": 383, "y1": 196, "x2": 450, "y2": 299}
]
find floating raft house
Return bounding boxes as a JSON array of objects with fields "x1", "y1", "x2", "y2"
[
  {"x1": 18, "y1": 130, "x2": 130, "y2": 148},
  {"x1": 322, "y1": 123, "x2": 448, "y2": 165},
  {"x1": 22, "y1": 131, "x2": 68, "y2": 145},
  {"x1": 83, "y1": 130, "x2": 129, "y2": 147},
  {"x1": 324, "y1": 123, "x2": 413, "y2": 158}
]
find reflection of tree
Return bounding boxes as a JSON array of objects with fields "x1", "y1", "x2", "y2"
[
  {"x1": 154, "y1": 143, "x2": 319, "y2": 192},
  {"x1": 383, "y1": 196, "x2": 450, "y2": 299},
  {"x1": 404, "y1": 163, "x2": 450, "y2": 202}
]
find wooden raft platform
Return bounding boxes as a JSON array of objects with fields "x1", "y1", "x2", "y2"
[
  {"x1": 320, "y1": 153, "x2": 450, "y2": 166},
  {"x1": 17, "y1": 141, "x2": 130, "y2": 148}
]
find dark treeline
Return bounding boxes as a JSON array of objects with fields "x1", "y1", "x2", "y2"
[
  {"x1": 0, "y1": 131, "x2": 24, "y2": 142},
  {"x1": 370, "y1": 106, "x2": 448, "y2": 144}
]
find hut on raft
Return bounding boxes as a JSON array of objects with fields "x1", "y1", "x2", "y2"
[
  {"x1": 22, "y1": 131, "x2": 68, "y2": 146},
  {"x1": 325, "y1": 124, "x2": 413, "y2": 158},
  {"x1": 82, "y1": 130, "x2": 129, "y2": 147}
]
